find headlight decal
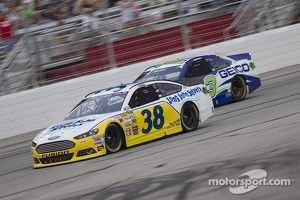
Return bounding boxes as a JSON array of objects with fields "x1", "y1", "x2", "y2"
[{"x1": 74, "y1": 128, "x2": 99, "y2": 140}]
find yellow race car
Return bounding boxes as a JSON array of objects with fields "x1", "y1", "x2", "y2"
[{"x1": 32, "y1": 80, "x2": 214, "y2": 168}]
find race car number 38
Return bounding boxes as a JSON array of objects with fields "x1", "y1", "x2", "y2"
[{"x1": 141, "y1": 105, "x2": 164, "y2": 134}]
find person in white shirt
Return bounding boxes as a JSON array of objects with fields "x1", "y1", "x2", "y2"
[{"x1": 80, "y1": 8, "x2": 104, "y2": 43}]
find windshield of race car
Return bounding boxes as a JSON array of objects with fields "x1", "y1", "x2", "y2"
[
  {"x1": 65, "y1": 92, "x2": 128, "y2": 120},
  {"x1": 135, "y1": 66, "x2": 181, "y2": 82}
]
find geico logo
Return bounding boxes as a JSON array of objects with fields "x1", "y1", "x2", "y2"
[
  {"x1": 50, "y1": 119, "x2": 96, "y2": 131},
  {"x1": 42, "y1": 151, "x2": 69, "y2": 158},
  {"x1": 219, "y1": 64, "x2": 250, "y2": 78}
]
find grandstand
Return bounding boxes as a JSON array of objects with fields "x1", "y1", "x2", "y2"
[{"x1": 0, "y1": 0, "x2": 299, "y2": 96}]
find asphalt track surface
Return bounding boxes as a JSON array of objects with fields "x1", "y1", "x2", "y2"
[{"x1": 0, "y1": 65, "x2": 299, "y2": 200}]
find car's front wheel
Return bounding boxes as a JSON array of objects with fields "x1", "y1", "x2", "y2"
[
  {"x1": 181, "y1": 102, "x2": 199, "y2": 132},
  {"x1": 231, "y1": 76, "x2": 247, "y2": 102},
  {"x1": 105, "y1": 124, "x2": 123, "y2": 153}
]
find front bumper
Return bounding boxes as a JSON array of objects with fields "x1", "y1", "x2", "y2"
[{"x1": 32, "y1": 136, "x2": 107, "y2": 168}]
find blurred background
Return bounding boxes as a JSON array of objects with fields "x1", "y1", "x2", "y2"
[{"x1": 0, "y1": 0, "x2": 299, "y2": 96}]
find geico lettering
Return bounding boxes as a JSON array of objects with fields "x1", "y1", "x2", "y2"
[
  {"x1": 219, "y1": 69, "x2": 228, "y2": 78},
  {"x1": 166, "y1": 95, "x2": 181, "y2": 104},
  {"x1": 242, "y1": 63, "x2": 250, "y2": 72},
  {"x1": 219, "y1": 63, "x2": 250, "y2": 79},
  {"x1": 226, "y1": 67, "x2": 236, "y2": 76},
  {"x1": 50, "y1": 126, "x2": 58, "y2": 131},
  {"x1": 50, "y1": 119, "x2": 96, "y2": 131},
  {"x1": 234, "y1": 65, "x2": 244, "y2": 72},
  {"x1": 42, "y1": 150, "x2": 69, "y2": 158},
  {"x1": 73, "y1": 120, "x2": 84, "y2": 127}
]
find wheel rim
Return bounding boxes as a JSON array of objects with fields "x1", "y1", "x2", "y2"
[
  {"x1": 183, "y1": 108, "x2": 194, "y2": 127},
  {"x1": 105, "y1": 128, "x2": 120, "y2": 150},
  {"x1": 232, "y1": 79, "x2": 244, "y2": 98}
]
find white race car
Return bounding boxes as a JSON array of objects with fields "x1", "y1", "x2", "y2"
[
  {"x1": 32, "y1": 80, "x2": 214, "y2": 168},
  {"x1": 135, "y1": 53, "x2": 261, "y2": 106}
]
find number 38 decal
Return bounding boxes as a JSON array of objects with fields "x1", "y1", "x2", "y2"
[{"x1": 141, "y1": 105, "x2": 165, "y2": 134}]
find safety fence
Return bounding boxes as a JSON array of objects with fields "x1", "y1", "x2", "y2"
[{"x1": 0, "y1": 0, "x2": 299, "y2": 96}]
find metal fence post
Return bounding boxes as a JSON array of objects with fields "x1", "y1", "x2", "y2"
[
  {"x1": 177, "y1": 0, "x2": 191, "y2": 51},
  {"x1": 27, "y1": 33, "x2": 42, "y2": 87},
  {"x1": 102, "y1": 0, "x2": 117, "y2": 69}
]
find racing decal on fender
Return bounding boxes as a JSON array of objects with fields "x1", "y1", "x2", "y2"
[
  {"x1": 42, "y1": 151, "x2": 69, "y2": 158},
  {"x1": 219, "y1": 63, "x2": 250, "y2": 78},
  {"x1": 169, "y1": 119, "x2": 181, "y2": 127},
  {"x1": 50, "y1": 119, "x2": 96, "y2": 132},
  {"x1": 166, "y1": 87, "x2": 201, "y2": 104},
  {"x1": 93, "y1": 135, "x2": 103, "y2": 145},
  {"x1": 132, "y1": 126, "x2": 139, "y2": 135}
]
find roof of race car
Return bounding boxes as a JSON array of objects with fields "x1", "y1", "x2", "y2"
[
  {"x1": 85, "y1": 80, "x2": 183, "y2": 98},
  {"x1": 145, "y1": 55, "x2": 221, "y2": 72}
]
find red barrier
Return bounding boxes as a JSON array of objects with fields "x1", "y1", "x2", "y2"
[
  {"x1": 188, "y1": 13, "x2": 235, "y2": 48},
  {"x1": 44, "y1": 13, "x2": 237, "y2": 83},
  {"x1": 113, "y1": 26, "x2": 184, "y2": 67}
]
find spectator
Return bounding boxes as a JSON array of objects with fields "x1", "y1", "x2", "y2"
[
  {"x1": 20, "y1": 0, "x2": 36, "y2": 27},
  {"x1": 56, "y1": 0, "x2": 72, "y2": 20},
  {"x1": 109, "y1": 0, "x2": 119, "y2": 8},
  {"x1": 138, "y1": 0, "x2": 164, "y2": 33},
  {"x1": 43, "y1": 2, "x2": 59, "y2": 22},
  {"x1": 34, "y1": 0, "x2": 47, "y2": 13},
  {"x1": 0, "y1": 1, "x2": 8, "y2": 14},
  {"x1": 147, "y1": 0, "x2": 167, "y2": 7},
  {"x1": 117, "y1": 0, "x2": 137, "y2": 36},
  {"x1": 80, "y1": 7, "x2": 104, "y2": 43},
  {"x1": 74, "y1": 0, "x2": 101, "y2": 15},
  {"x1": 7, "y1": 3, "x2": 21, "y2": 29},
  {"x1": 0, "y1": 11, "x2": 16, "y2": 54},
  {"x1": 68, "y1": 0, "x2": 77, "y2": 16}
]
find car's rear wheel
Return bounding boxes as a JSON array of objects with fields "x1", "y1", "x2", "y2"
[
  {"x1": 231, "y1": 76, "x2": 247, "y2": 102},
  {"x1": 105, "y1": 124, "x2": 123, "y2": 153},
  {"x1": 181, "y1": 102, "x2": 199, "y2": 132}
]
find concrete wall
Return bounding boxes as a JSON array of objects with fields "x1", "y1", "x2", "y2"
[{"x1": 1, "y1": 23, "x2": 300, "y2": 139}]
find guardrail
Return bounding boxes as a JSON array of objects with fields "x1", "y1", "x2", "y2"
[
  {"x1": 0, "y1": 0, "x2": 299, "y2": 97},
  {"x1": 0, "y1": 23, "x2": 300, "y2": 139},
  {"x1": 0, "y1": 0, "x2": 243, "y2": 96}
]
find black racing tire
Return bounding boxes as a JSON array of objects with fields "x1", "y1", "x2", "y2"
[
  {"x1": 231, "y1": 76, "x2": 247, "y2": 102},
  {"x1": 105, "y1": 123, "x2": 123, "y2": 153},
  {"x1": 181, "y1": 102, "x2": 199, "y2": 133}
]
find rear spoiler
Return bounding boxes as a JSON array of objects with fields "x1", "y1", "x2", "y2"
[
  {"x1": 228, "y1": 53, "x2": 251, "y2": 61},
  {"x1": 175, "y1": 77, "x2": 204, "y2": 86}
]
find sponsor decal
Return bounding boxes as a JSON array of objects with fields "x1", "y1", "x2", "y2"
[
  {"x1": 126, "y1": 127, "x2": 131, "y2": 136},
  {"x1": 249, "y1": 62, "x2": 256, "y2": 70},
  {"x1": 166, "y1": 87, "x2": 202, "y2": 104},
  {"x1": 124, "y1": 116, "x2": 131, "y2": 123},
  {"x1": 97, "y1": 146, "x2": 104, "y2": 151},
  {"x1": 42, "y1": 150, "x2": 69, "y2": 158},
  {"x1": 50, "y1": 119, "x2": 96, "y2": 132},
  {"x1": 169, "y1": 119, "x2": 181, "y2": 127},
  {"x1": 202, "y1": 86, "x2": 208, "y2": 95},
  {"x1": 92, "y1": 135, "x2": 103, "y2": 145},
  {"x1": 48, "y1": 135, "x2": 60, "y2": 140},
  {"x1": 132, "y1": 126, "x2": 139, "y2": 135},
  {"x1": 218, "y1": 63, "x2": 250, "y2": 78},
  {"x1": 131, "y1": 113, "x2": 137, "y2": 119},
  {"x1": 114, "y1": 116, "x2": 123, "y2": 123},
  {"x1": 121, "y1": 113, "x2": 128, "y2": 118}
]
